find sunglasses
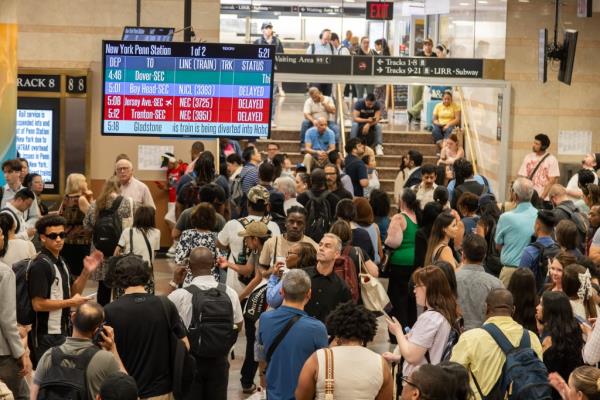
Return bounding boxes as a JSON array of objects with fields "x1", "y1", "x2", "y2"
[{"x1": 45, "y1": 232, "x2": 66, "y2": 240}]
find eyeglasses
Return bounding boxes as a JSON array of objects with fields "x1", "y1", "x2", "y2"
[
  {"x1": 400, "y1": 376, "x2": 420, "y2": 390},
  {"x1": 116, "y1": 167, "x2": 131, "y2": 172},
  {"x1": 45, "y1": 232, "x2": 66, "y2": 240}
]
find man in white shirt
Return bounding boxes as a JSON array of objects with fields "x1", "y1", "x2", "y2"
[
  {"x1": 1, "y1": 159, "x2": 24, "y2": 209},
  {"x1": 411, "y1": 164, "x2": 438, "y2": 208},
  {"x1": 1, "y1": 188, "x2": 35, "y2": 240},
  {"x1": 273, "y1": 176, "x2": 302, "y2": 214},
  {"x1": 115, "y1": 158, "x2": 155, "y2": 209},
  {"x1": 566, "y1": 153, "x2": 599, "y2": 200},
  {"x1": 300, "y1": 87, "x2": 340, "y2": 150},
  {"x1": 168, "y1": 246, "x2": 243, "y2": 400},
  {"x1": 217, "y1": 185, "x2": 280, "y2": 294}
]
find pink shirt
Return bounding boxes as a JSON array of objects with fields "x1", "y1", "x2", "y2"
[{"x1": 518, "y1": 152, "x2": 560, "y2": 198}]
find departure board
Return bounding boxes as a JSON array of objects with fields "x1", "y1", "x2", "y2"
[{"x1": 102, "y1": 41, "x2": 275, "y2": 139}]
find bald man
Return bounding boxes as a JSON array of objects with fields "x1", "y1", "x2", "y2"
[
  {"x1": 115, "y1": 158, "x2": 155, "y2": 209},
  {"x1": 450, "y1": 289, "x2": 545, "y2": 398},
  {"x1": 168, "y1": 247, "x2": 243, "y2": 400}
]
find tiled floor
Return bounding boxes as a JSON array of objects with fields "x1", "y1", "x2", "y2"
[{"x1": 83, "y1": 257, "x2": 394, "y2": 400}]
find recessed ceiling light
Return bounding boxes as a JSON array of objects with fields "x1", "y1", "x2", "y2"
[
  {"x1": 477, "y1": 0, "x2": 488, "y2": 3},
  {"x1": 345, "y1": 0, "x2": 355, "y2": 2},
  {"x1": 459, "y1": 2, "x2": 470, "y2": 5},
  {"x1": 518, "y1": 0, "x2": 530, "y2": 2}
]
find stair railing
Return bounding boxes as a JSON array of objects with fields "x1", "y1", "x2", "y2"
[
  {"x1": 336, "y1": 83, "x2": 347, "y2": 157},
  {"x1": 455, "y1": 86, "x2": 479, "y2": 175}
]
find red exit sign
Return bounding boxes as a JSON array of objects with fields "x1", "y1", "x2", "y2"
[{"x1": 366, "y1": 2, "x2": 394, "y2": 20}]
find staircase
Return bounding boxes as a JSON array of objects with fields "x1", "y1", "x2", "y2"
[{"x1": 254, "y1": 127, "x2": 438, "y2": 195}]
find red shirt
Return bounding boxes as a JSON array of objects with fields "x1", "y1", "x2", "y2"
[{"x1": 167, "y1": 163, "x2": 187, "y2": 202}]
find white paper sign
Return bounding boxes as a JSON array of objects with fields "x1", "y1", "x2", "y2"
[
  {"x1": 16, "y1": 109, "x2": 54, "y2": 183},
  {"x1": 137, "y1": 144, "x2": 174, "y2": 170},
  {"x1": 425, "y1": 0, "x2": 450, "y2": 15},
  {"x1": 558, "y1": 131, "x2": 592, "y2": 155}
]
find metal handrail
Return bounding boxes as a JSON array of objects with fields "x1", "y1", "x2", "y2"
[{"x1": 456, "y1": 86, "x2": 478, "y2": 175}]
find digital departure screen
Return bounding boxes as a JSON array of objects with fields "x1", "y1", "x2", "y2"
[{"x1": 102, "y1": 41, "x2": 275, "y2": 139}]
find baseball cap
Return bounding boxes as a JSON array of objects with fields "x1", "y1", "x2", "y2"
[
  {"x1": 238, "y1": 220, "x2": 271, "y2": 238},
  {"x1": 478, "y1": 193, "x2": 497, "y2": 209},
  {"x1": 295, "y1": 163, "x2": 307, "y2": 173},
  {"x1": 247, "y1": 185, "x2": 270, "y2": 204},
  {"x1": 261, "y1": 21, "x2": 273, "y2": 30},
  {"x1": 160, "y1": 152, "x2": 176, "y2": 168},
  {"x1": 98, "y1": 372, "x2": 138, "y2": 400}
]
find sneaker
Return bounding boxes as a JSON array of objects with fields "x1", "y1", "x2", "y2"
[
  {"x1": 166, "y1": 243, "x2": 177, "y2": 258},
  {"x1": 375, "y1": 144, "x2": 384, "y2": 156}
]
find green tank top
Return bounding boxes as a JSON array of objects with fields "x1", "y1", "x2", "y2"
[{"x1": 390, "y1": 213, "x2": 418, "y2": 266}]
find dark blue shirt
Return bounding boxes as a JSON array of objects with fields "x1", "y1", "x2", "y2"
[
  {"x1": 519, "y1": 236, "x2": 555, "y2": 274},
  {"x1": 257, "y1": 306, "x2": 328, "y2": 400},
  {"x1": 344, "y1": 154, "x2": 368, "y2": 197}
]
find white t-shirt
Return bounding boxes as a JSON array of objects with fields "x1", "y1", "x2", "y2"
[
  {"x1": 402, "y1": 310, "x2": 452, "y2": 377},
  {"x1": 217, "y1": 216, "x2": 280, "y2": 294},
  {"x1": 0, "y1": 238, "x2": 36, "y2": 266},
  {"x1": 567, "y1": 171, "x2": 599, "y2": 195},
  {"x1": 303, "y1": 96, "x2": 335, "y2": 121},
  {"x1": 117, "y1": 227, "x2": 161, "y2": 263}
]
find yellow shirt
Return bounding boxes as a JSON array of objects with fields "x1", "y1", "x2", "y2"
[
  {"x1": 433, "y1": 102, "x2": 461, "y2": 125},
  {"x1": 450, "y1": 316, "x2": 543, "y2": 399}
]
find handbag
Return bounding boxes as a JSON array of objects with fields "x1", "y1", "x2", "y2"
[
  {"x1": 358, "y1": 249, "x2": 391, "y2": 312},
  {"x1": 243, "y1": 280, "x2": 268, "y2": 323},
  {"x1": 158, "y1": 296, "x2": 196, "y2": 400},
  {"x1": 324, "y1": 348, "x2": 335, "y2": 400}
]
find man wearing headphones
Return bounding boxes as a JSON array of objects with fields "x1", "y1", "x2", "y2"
[
  {"x1": 518, "y1": 133, "x2": 560, "y2": 202},
  {"x1": 306, "y1": 29, "x2": 335, "y2": 96}
]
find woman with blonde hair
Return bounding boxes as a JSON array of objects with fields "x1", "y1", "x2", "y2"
[
  {"x1": 84, "y1": 175, "x2": 133, "y2": 305},
  {"x1": 60, "y1": 173, "x2": 94, "y2": 276},
  {"x1": 549, "y1": 365, "x2": 600, "y2": 400}
]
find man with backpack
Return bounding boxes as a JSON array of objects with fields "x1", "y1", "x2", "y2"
[
  {"x1": 519, "y1": 210, "x2": 560, "y2": 293},
  {"x1": 27, "y1": 215, "x2": 104, "y2": 366},
  {"x1": 104, "y1": 254, "x2": 188, "y2": 400},
  {"x1": 258, "y1": 269, "x2": 328, "y2": 400},
  {"x1": 306, "y1": 29, "x2": 335, "y2": 96},
  {"x1": 549, "y1": 184, "x2": 589, "y2": 254},
  {"x1": 304, "y1": 233, "x2": 352, "y2": 323},
  {"x1": 451, "y1": 289, "x2": 550, "y2": 400},
  {"x1": 30, "y1": 302, "x2": 126, "y2": 400},
  {"x1": 168, "y1": 246, "x2": 243, "y2": 400},
  {"x1": 297, "y1": 169, "x2": 340, "y2": 243}
]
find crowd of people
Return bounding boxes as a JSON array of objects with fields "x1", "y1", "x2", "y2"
[{"x1": 1, "y1": 128, "x2": 600, "y2": 400}]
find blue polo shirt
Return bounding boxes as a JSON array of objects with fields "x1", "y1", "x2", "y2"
[
  {"x1": 519, "y1": 236, "x2": 555, "y2": 275},
  {"x1": 257, "y1": 306, "x2": 328, "y2": 400},
  {"x1": 305, "y1": 127, "x2": 335, "y2": 151},
  {"x1": 495, "y1": 202, "x2": 538, "y2": 266}
]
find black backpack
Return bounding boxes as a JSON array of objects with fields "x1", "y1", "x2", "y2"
[
  {"x1": 556, "y1": 204, "x2": 589, "y2": 253},
  {"x1": 304, "y1": 190, "x2": 332, "y2": 243},
  {"x1": 185, "y1": 284, "x2": 238, "y2": 358},
  {"x1": 530, "y1": 241, "x2": 560, "y2": 294},
  {"x1": 14, "y1": 254, "x2": 52, "y2": 325},
  {"x1": 473, "y1": 324, "x2": 552, "y2": 400},
  {"x1": 483, "y1": 223, "x2": 502, "y2": 277},
  {"x1": 92, "y1": 196, "x2": 124, "y2": 256},
  {"x1": 177, "y1": 180, "x2": 202, "y2": 210},
  {"x1": 37, "y1": 346, "x2": 100, "y2": 400}
]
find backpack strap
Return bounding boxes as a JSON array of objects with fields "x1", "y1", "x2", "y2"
[
  {"x1": 129, "y1": 228, "x2": 134, "y2": 255},
  {"x1": 527, "y1": 153, "x2": 551, "y2": 181},
  {"x1": 519, "y1": 328, "x2": 531, "y2": 348},
  {"x1": 111, "y1": 195, "x2": 124, "y2": 211},
  {"x1": 266, "y1": 314, "x2": 301, "y2": 364},
  {"x1": 481, "y1": 323, "x2": 517, "y2": 354},
  {"x1": 140, "y1": 229, "x2": 154, "y2": 262},
  {"x1": 469, "y1": 367, "x2": 486, "y2": 399}
]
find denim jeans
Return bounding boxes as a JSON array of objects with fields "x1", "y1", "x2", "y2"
[
  {"x1": 350, "y1": 122, "x2": 383, "y2": 146},
  {"x1": 240, "y1": 316, "x2": 258, "y2": 388},
  {"x1": 432, "y1": 124, "x2": 454, "y2": 142}
]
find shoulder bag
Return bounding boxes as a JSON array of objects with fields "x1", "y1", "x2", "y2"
[
  {"x1": 324, "y1": 348, "x2": 335, "y2": 400},
  {"x1": 358, "y1": 248, "x2": 391, "y2": 312},
  {"x1": 527, "y1": 153, "x2": 550, "y2": 181}
]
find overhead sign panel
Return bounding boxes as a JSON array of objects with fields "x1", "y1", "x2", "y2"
[{"x1": 101, "y1": 41, "x2": 275, "y2": 139}]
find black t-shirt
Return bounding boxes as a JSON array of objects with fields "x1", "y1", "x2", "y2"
[
  {"x1": 332, "y1": 187, "x2": 353, "y2": 201},
  {"x1": 104, "y1": 294, "x2": 186, "y2": 398},
  {"x1": 344, "y1": 155, "x2": 368, "y2": 197},
  {"x1": 28, "y1": 249, "x2": 73, "y2": 337},
  {"x1": 354, "y1": 99, "x2": 381, "y2": 120}
]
